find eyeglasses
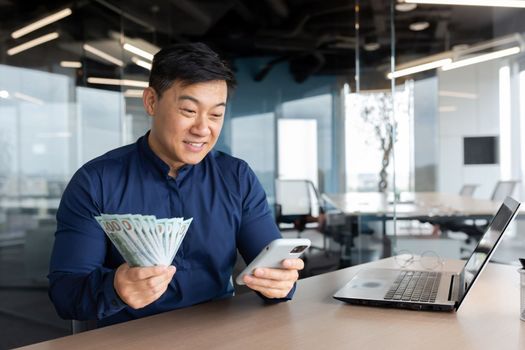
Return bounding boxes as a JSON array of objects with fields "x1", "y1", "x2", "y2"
[{"x1": 394, "y1": 250, "x2": 444, "y2": 271}]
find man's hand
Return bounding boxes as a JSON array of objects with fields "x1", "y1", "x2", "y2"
[
  {"x1": 114, "y1": 263, "x2": 176, "y2": 309},
  {"x1": 243, "y1": 258, "x2": 304, "y2": 299}
]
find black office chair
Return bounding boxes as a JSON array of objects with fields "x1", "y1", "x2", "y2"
[
  {"x1": 274, "y1": 179, "x2": 352, "y2": 273},
  {"x1": 71, "y1": 320, "x2": 97, "y2": 334},
  {"x1": 439, "y1": 180, "x2": 519, "y2": 241}
]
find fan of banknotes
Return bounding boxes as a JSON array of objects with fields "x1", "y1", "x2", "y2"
[{"x1": 95, "y1": 214, "x2": 193, "y2": 267}]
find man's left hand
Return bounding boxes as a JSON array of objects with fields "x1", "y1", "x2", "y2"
[{"x1": 243, "y1": 258, "x2": 304, "y2": 299}]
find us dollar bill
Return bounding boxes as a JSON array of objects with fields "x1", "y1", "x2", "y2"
[{"x1": 95, "y1": 214, "x2": 193, "y2": 267}]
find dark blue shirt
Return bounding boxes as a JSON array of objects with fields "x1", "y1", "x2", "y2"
[{"x1": 48, "y1": 132, "x2": 290, "y2": 327}]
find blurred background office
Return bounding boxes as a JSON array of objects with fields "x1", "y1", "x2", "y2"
[{"x1": 1, "y1": 0, "x2": 525, "y2": 348}]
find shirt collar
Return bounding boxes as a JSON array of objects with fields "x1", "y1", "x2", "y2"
[
  {"x1": 138, "y1": 131, "x2": 170, "y2": 178},
  {"x1": 138, "y1": 131, "x2": 194, "y2": 180}
]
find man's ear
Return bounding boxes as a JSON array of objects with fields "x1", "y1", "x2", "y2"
[{"x1": 142, "y1": 87, "x2": 158, "y2": 116}]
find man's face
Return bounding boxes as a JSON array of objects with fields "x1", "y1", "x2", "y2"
[{"x1": 145, "y1": 80, "x2": 227, "y2": 172}]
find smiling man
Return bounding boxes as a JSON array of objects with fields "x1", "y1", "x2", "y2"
[{"x1": 48, "y1": 43, "x2": 304, "y2": 327}]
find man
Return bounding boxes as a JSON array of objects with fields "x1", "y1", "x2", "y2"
[{"x1": 48, "y1": 42, "x2": 304, "y2": 327}]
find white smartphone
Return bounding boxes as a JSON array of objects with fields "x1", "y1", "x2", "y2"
[{"x1": 235, "y1": 238, "x2": 311, "y2": 285}]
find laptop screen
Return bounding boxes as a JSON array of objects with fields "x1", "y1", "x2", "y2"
[{"x1": 457, "y1": 196, "x2": 520, "y2": 308}]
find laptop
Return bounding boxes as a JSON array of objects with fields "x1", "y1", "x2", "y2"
[{"x1": 333, "y1": 196, "x2": 521, "y2": 312}]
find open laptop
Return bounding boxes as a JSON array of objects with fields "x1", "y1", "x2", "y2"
[{"x1": 333, "y1": 196, "x2": 520, "y2": 312}]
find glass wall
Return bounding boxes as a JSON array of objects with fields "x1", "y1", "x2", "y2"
[
  {"x1": 345, "y1": 1, "x2": 525, "y2": 265},
  {"x1": 386, "y1": 2, "x2": 525, "y2": 262},
  {"x1": 0, "y1": 3, "x2": 137, "y2": 347},
  {"x1": 0, "y1": 2, "x2": 342, "y2": 347}
]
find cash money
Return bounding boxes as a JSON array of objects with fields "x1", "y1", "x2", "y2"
[{"x1": 95, "y1": 214, "x2": 193, "y2": 267}]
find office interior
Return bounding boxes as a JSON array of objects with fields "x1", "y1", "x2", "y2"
[{"x1": 1, "y1": 0, "x2": 525, "y2": 348}]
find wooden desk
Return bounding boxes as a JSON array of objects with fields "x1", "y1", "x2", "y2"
[{"x1": 20, "y1": 258, "x2": 525, "y2": 350}]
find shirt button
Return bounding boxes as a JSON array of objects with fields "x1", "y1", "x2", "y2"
[{"x1": 111, "y1": 299, "x2": 118, "y2": 306}]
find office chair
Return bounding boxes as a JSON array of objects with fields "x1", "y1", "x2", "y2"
[
  {"x1": 439, "y1": 180, "x2": 519, "y2": 241},
  {"x1": 71, "y1": 320, "x2": 97, "y2": 334},
  {"x1": 274, "y1": 179, "x2": 353, "y2": 273},
  {"x1": 274, "y1": 179, "x2": 324, "y2": 241},
  {"x1": 491, "y1": 180, "x2": 519, "y2": 201},
  {"x1": 459, "y1": 184, "x2": 478, "y2": 197},
  {"x1": 275, "y1": 179, "x2": 353, "y2": 250},
  {"x1": 422, "y1": 184, "x2": 478, "y2": 236}
]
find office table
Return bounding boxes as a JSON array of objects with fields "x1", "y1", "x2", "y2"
[
  {"x1": 322, "y1": 192, "x2": 510, "y2": 259},
  {"x1": 323, "y1": 191, "x2": 502, "y2": 219},
  {"x1": 19, "y1": 258, "x2": 525, "y2": 350}
]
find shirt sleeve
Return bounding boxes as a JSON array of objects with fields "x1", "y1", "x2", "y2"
[
  {"x1": 236, "y1": 162, "x2": 296, "y2": 301},
  {"x1": 48, "y1": 167, "x2": 126, "y2": 321}
]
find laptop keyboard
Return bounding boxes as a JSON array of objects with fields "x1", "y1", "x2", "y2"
[{"x1": 384, "y1": 270, "x2": 441, "y2": 303}]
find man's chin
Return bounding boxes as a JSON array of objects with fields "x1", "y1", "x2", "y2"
[
  {"x1": 178, "y1": 145, "x2": 214, "y2": 165},
  {"x1": 181, "y1": 154, "x2": 207, "y2": 165}
]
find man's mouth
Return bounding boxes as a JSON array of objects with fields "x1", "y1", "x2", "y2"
[
  {"x1": 184, "y1": 141, "x2": 206, "y2": 151},
  {"x1": 184, "y1": 141, "x2": 206, "y2": 149}
]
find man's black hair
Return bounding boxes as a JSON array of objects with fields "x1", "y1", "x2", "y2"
[{"x1": 149, "y1": 42, "x2": 236, "y2": 98}]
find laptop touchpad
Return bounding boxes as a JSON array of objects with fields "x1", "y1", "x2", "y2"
[
  {"x1": 361, "y1": 281, "x2": 382, "y2": 288},
  {"x1": 334, "y1": 268, "x2": 398, "y2": 299}
]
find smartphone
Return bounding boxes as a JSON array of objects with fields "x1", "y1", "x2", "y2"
[{"x1": 235, "y1": 238, "x2": 311, "y2": 285}]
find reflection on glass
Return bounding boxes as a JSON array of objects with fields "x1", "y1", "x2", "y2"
[
  {"x1": 0, "y1": 62, "x2": 147, "y2": 346},
  {"x1": 231, "y1": 113, "x2": 275, "y2": 202},
  {"x1": 463, "y1": 205, "x2": 512, "y2": 288},
  {"x1": 77, "y1": 87, "x2": 123, "y2": 164},
  {"x1": 281, "y1": 94, "x2": 332, "y2": 193}
]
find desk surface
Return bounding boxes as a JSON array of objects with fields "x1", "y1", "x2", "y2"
[
  {"x1": 324, "y1": 192, "x2": 502, "y2": 218},
  {"x1": 21, "y1": 258, "x2": 525, "y2": 350}
]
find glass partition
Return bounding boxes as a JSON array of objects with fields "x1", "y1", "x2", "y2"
[
  {"x1": 388, "y1": 2, "x2": 525, "y2": 263},
  {"x1": 0, "y1": 2, "x2": 138, "y2": 346},
  {"x1": 0, "y1": 2, "x2": 343, "y2": 347}
]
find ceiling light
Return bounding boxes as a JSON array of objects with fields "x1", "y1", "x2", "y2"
[
  {"x1": 11, "y1": 8, "x2": 72, "y2": 39},
  {"x1": 83, "y1": 44, "x2": 124, "y2": 66},
  {"x1": 409, "y1": 21, "x2": 430, "y2": 31},
  {"x1": 387, "y1": 58, "x2": 452, "y2": 79},
  {"x1": 439, "y1": 90, "x2": 477, "y2": 99},
  {"x1": 0, "y1": 90, "x2": 9, "y2": 99},
  {"x1": 123, "y1": 43, "x2": 154, "y2": 61},
  {"x1": 401, "y1": 0, "x2": 525, "y2": 8},
  {"x1": 13, "y1": 92, "x2": 44, "y2": 105},
  {"x1": 87, "y1": 77, "x2": 149, "y2": 88},
  {"x1": 396, "y1": 3, "x2": 418, "y2": 11},
  {"x1": 131, "y1": 57, "x2": 152, "y2": 70},
  {"x1": 442, "y1": 46, "x2": 521, "y2": 71},
  {"x1": 60, "y1": 61, "x2": 82, "y2": 68},
  {"x1": 7, "y1": 32, "x2": 59, "y2": 56},
  {"x1": 364, "y1": 42, "x2": 381, "y2": 52}
]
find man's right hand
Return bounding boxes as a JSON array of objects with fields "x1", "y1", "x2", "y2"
[{"x1": 114, "y1": 263, "x2": 176, "y2": 309}]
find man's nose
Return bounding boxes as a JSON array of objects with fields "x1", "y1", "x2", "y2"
[{"x1": 191, "y1": 115, "x2": 211, "y2": 136}]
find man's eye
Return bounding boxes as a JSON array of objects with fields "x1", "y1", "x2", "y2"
[
  {"x1": 182, "y1": 109, "x2": 196, "y2": 114},
  {"x1": 211, "y1": 114, "x2": 223, "y2": 118}
]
